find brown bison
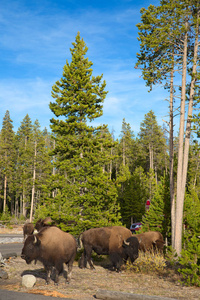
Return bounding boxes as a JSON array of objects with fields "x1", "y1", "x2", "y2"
[
  {"x1": 35, "y1": 217, "x2": 54, "y2": 232},
  {"x1": 79, "y1": 226, "x2": 139, "y2": 271},
  {"x1": 135, "y1": 231, "x2": 164, "y2": 252},
  {"x1": 21, "y1": 226, "x2": 77, "y2": 284},
  {"x1": 23, "y1": 222, "x2": 34, "y2": 239}
]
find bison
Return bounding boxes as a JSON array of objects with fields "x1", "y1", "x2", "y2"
[
  {"x1": 134, "y1": 231, "x2": 164, "y2": 253},
  {"x1": 35, "y1": 216, "x2": 54, "y2": 232},
  {"x1": 21, "y1": 226, "x2": 77, "y2": 284},
  {"x1": 23, "y1": 222, "x2": 34, "y2": 240},
  {"x1": 78, "y1": 226, "x2": 139, "y2": 272}
]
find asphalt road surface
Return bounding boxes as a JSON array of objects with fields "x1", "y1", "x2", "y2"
[
  {"x1": 0, "y1": 289, "x2": 76, "y2": 300},
  {"x1": 0, "y1": 234, "x2": 23, "y2": 257},
  {"x1": 0, "y1": 242, "x2": 23, "y2": 257}
]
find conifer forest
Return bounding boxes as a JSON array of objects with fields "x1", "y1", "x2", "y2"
[{"x1": 0, "y1": 0, "x2": 200, "y2": 287}]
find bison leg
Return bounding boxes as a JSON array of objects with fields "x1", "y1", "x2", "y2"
[
  {"x1": 79, "y1": 247, "x2": 95, "y2": 269},
  {"x1": 85, "y1": 247, "x2": 95, "y2": 269},
  {"x1": 109, "y1": 253, "x2": 123, "y2": 272},
  {"x1": 54, "y1": 262, "x2": 63, "y2": 285},
  {"x1": 65, "y1": 261, "x2": 73, "y2": 283},
  {"x1": 45, "y1": 266, "x2": 52, "y2": 285}
]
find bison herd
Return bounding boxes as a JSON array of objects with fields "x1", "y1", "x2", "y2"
[{"x1": 21, "y1": 218, "x2": 165, "y2": 285}]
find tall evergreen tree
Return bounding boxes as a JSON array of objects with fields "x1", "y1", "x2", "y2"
[
  {"x1": 119, "y1": 166, "x2": 150, "y2": 228},
  {"x1": 30, "y1": 120, "x2": 52, "y2": 222},
  {"x1": 38, "y1": 33, "x2": 121, "y2": 234},
  {"x1": 142, "y1": 175, "x2": 171, "y2": 241},
  {"x1": 136, "y1": 0, "x2": 200, "y2": 254},
  {"x1": 138, "y1": 110, "x2": 168, "y2": 183},
  {"x1": 0, "y1": 111, "x2": 16, "y2": 213},
  {"x1": 15, "y1": 114, "x2": 34, "y2": 218}
]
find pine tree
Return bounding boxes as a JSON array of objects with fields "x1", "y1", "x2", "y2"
[
  {"x1": 138, "y1": 110, "x2": 168, "y2": 183},
  {"x1": 38, "y1": 33, "x2": 121, "y2": 234},
  {"x1": 119, "y1": 166, "x2": 150, "y2": 228},
  {"x1": 136, "y1": 1, "x2": 200, "y2": 254},
  {"x1": 142, "y1": 175, "x2": 171, "y2": 240},
  {"x1": 0, "y1": 111, "x2": 16, "y2": 213},
  {"x1": 15, "y1": 114, "x2": 34, "y2": 218},
  {"x1": 30, "y1": 120, "x2": 52, "y2": 222}
]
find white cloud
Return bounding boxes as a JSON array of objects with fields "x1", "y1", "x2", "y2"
[{"x1": 0, "y1": 78, "x2": 53, "y2": 131}]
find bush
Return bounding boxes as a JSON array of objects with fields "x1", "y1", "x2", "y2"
[
  {"x1": 0, "y1": 205, "x2": 11, "y2": 224},
  {"x1": 127, "y1": 251, "x2": 166, "y2": 274},
  {"x1": 178, "y1": 236, "x2": 200, "y2": 287}
]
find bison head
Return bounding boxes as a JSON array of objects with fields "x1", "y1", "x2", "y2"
[
  {"x1": 152, "y1": 239, "x2": 165, "y2": 253},
  {"x1": 21, "y1": 235, "x2": 41, "y2": 264},
  {"x1": 123, "y1": 236, "x2": 139, "y2": 263}
]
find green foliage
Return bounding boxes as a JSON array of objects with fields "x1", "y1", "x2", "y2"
[
  {"x1": 0, "y1": 111, "x2": 16, "y2": 211},
  {"x1": 40, "y1": 32, "x2": 121, "y2": 235},
  {"x1": 183, "y1": 187, "x2": 200, "y2": 237},
  {"x1": 118, "y1": 166, "x2": 149, "y2": 227},
  {"x1": 15, "y1": 115, "x2": 53, "y2": 219},
  {"x1": 178, "y1": 236, "x2": 200, "y2": 287},
  {"x1": 187, "y1": 141, "x2": 200, "y2": 197},
  {"x1": 0, "y1": 205, "x2": 11, "y2": 222},
  {"x1": 138, "y1": 110, "x2": 168, "y2": 179},
  {"x1": 142, "y1": 175, "x2": 171, "y2": 238},
  {"x1": 177, "y1": 187, "x2": 200, "y2": 286}
]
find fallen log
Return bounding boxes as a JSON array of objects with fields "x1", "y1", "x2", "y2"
[{"x1": 95, "y1": 289, "x2": 178, "y2": 300}]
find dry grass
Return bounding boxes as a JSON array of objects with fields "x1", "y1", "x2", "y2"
[{"x1": 0, "y1": 225, "x2": 23, "y2": 234}]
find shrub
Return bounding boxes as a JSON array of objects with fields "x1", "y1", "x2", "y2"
[
  {"x1": 178, "y1": 236, "x2": 200, "y2": 287},
  {"x1": 0, "y1": 205, "x2": 11, "y2": 224},
  {"x1": 127, "y1": 251, "x2": 166, "y2": 274}
]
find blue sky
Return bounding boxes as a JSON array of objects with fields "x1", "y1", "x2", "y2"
[{"x1": 0, "y1": 0, "x2": 175, "y2": 139}]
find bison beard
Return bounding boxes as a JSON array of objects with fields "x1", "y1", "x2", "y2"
[
  {"x1": 78, "y1": 226, "x2": 139, "y2": 272},
  {"x1": 21, "y1": 226, "x2": 77, "y2": 285}
]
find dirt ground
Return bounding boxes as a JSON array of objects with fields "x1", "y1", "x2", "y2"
[{"x1": 0, "y1": 226, "x2": 200, "y2": 300}]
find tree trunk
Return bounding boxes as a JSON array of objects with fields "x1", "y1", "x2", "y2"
[
  {"x1": 110, "y1": 147, "x2": 113, "y2": 180},
  {"x1": 123, "y1": 137, "x2": 125, "y2": 166},
  {"x1": 22, "y1": 181, "x2": 26, "y2": 217},
  {"x1": 182, "y1": 8, "x2": 199, "y2": 197},
  {"x1": 3, "y1": 174, "x2": 7, "y2": 213},
  {"x1": 149, "y1": 143, "x2": 153, "y2": 170},
  {"x1": 174, "y1": 20, "x2": 188, "y2": 256},
  {"x1": 169, "y1": 61, "x2": 175, "y2": 248},
  {"x1": 20, "y1": 194, "x2": 23, "y2": 217},
  {"x1": 52, "y1": 139, "x2": 56, "y2": 198},
  {"x1": 30, "y1": 141, "x2": 37, "y2": 222}
]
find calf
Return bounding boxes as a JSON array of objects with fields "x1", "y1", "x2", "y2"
[
  {"x1": 23, "y1": 222, "x2": 34, "y2": 240},
  {"x1": 35, "y1": 217, "x2": 54, "y2": 232},
  {"x1": 135, "y1": 231, "x2": 164, "y2": 253}
]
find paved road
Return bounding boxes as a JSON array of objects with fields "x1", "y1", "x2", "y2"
[
  {"x1": 0, "y1": 234, "x2": 23, "y2": 257},
  {"x1": 0, "y1": 242, "x2": 23, "y2": 257},
  {"x1": 0, "y1": 289, "x2": 77, "y2": 300}
]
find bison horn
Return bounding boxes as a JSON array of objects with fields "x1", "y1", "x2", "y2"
[
  {"x1": 33, "y1": 235, "x2": 37, "y2": 244},
  {"x1": 124, "y1": 239, "x2": 130, "y2": 246}
]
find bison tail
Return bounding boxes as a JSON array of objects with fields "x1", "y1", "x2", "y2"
[{"x1": 77, "y1": 233, "x2": 83, "y2": 250}]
